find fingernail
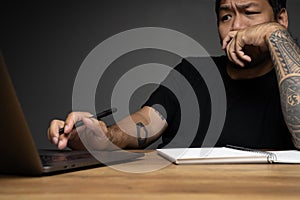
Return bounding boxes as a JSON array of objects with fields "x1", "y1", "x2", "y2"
[
  {"x1": 58, "y1": 140, "x2": 63, "y2": 149},
  {"x1": 64, "y1": 125, "x2": 69, "y2": 131},
  {"x1": 52, "y1": 137, "x2": 58, "y2": 144}
]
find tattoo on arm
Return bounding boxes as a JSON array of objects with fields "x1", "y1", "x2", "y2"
[
  {"x1": 268, "y1": 29, "x2": 300, "y2": 148},
  {"x1": 269, "y1": 30, "x2": 300, "y2": 83},
  {"x1": 136, "y1": 122, "x2": 149, "y2": 148},
  {"x1": 153, "y1": 109, "x2": 166, "y2": 121}
]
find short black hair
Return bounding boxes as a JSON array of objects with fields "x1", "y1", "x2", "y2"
[{"x1": 215, "y1": 0, "x2": 287, "y2": 21}]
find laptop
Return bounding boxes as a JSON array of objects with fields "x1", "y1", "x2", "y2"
[{"x1": 0, "y1": 55, "x2": 144, "y2": 176}]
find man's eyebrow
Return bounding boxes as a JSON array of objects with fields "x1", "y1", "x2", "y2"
[
  {"x1": 219, "y1": 2, "x2": 260, "y2": 12},
  {"x1": 219, "y1": 5, "x2": 231, "y2": 12},
  {"x1": 237, "y1": 2, "x2": 260, "y2": 9}
]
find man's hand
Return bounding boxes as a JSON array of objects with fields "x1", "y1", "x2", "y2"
[
  {"x1": 222, "y1": 22, "x2": 286, "y2": 67},
  {"x1": 47, "y1": 112, "x2": 112, "y2": 150}
]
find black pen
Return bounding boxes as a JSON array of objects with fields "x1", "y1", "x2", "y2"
[{"x1": 58, "y1": 108, "x2": 117, "y2": 135}]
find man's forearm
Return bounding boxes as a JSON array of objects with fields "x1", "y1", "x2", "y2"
[
  {"x1": 106, "y1": 107, "x2": 167, "y2": 149},
  {"x1": 268, "y1": 29, "x2": 300, "y2": 148}
]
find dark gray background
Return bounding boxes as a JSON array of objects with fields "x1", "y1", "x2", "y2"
[{"x1": 1, "y1": 0, "x2": 299, "y2": 149}]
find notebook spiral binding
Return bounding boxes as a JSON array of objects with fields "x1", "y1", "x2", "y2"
[{"x1": 226, "y1": 145, "x2": 278, "y2": 163}]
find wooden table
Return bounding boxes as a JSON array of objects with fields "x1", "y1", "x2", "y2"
[{"x1": 1, "y1": 151, "x2": 300, "y2": 200}]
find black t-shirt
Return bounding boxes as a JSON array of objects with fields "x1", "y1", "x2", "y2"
[{"x1": 143, "y1": 56, "x2": 295, "y2": 149}]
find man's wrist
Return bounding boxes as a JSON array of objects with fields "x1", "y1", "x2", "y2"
[
  {"x1": 265, "y1": 22, "x2": 287, "y2": 42},
  {"x1": 106, "y1": 125, "x2": 129, "y2": 149}
]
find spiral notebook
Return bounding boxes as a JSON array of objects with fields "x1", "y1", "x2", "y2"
[{"x1": 157, "y1": 146, "x2": 300, "y2": 164}]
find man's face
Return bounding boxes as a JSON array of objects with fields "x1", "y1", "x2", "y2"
[{"x1": 217, "y1": 0, "x2": 275, "y2": 44}]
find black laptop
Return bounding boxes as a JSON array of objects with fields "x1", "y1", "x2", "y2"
[{"x1": 0, "y1": 55, "x2": 143, "y2": 176}]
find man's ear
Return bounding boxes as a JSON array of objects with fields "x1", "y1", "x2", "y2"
[{"x1": 276, "y1": 8, "x2": 289, "y2": 29}]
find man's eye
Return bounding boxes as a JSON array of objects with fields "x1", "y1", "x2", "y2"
[{"x1": 221, "y1": 15, "x2": 232, "y2": 22}]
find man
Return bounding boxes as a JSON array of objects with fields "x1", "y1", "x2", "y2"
[{"x1": 48, "y1": 0, "x2": 300, "y2": 150}]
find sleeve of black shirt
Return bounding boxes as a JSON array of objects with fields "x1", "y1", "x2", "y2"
[
  {"x1": 142, "y1": 58, "x2": 192, "y2": 126},
  {"x1": 142, "y1": 57, "x2": 212, "y2": 147}
]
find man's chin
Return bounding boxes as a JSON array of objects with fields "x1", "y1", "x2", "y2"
[{"x1": 242, "y1": 46, "x2": 270, "y2": 69}]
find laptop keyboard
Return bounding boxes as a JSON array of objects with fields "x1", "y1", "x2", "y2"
[{"x1": 39, "y1": 150, "x2": 94, "y2": 165}]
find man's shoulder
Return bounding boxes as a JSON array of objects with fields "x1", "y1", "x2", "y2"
[
  {"x1": 177, "y1": 55, "x2": 227, "y2": 68},
  {"x1": 174, "y1": 55, "x2": 227, "y2": 77}
]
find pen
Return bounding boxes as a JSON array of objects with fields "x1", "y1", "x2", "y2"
[
  {"x1": 58, "y1": 108, "x2": 117, "y2": 135},
  {"x1": 226, "y1": 144, "x2": 277, "y2": 163},
  {"x1": 226, "y1": 144, "x2": 271, "y2": 156}
]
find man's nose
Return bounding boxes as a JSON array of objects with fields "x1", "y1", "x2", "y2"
[{"x1": 231, "y1": 15, "x2": 248, "y2": 31}]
